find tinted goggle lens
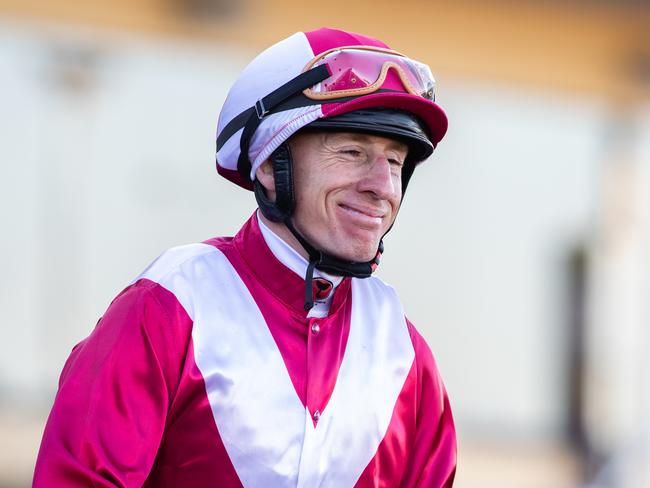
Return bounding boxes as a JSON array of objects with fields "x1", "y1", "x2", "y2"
[{"x1": 304, "y1": 48, "x2": 435, "y2": 101}]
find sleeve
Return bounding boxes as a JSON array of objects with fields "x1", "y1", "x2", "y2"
[
  {"x1": 401, "y1": 320, "x2": 457, "y2": 488},
  {"x1": 33, "y1": 279, "x2": 192, "y2": 488}
]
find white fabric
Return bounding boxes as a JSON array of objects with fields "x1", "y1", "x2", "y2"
[
  {"x1": 248, "y1": 106, "x2": 322, "y2": 181},
  {"x1": 217, "y1": 32, "x2": 313, "y2": 131},
  {"x1": 216, "y1": 31, "x2": 324, "y2": 181},
  {"x1": 138, "y1": 244, "x2": 306, "y2": 487},
  {"x1": 256, "y1": 211, "x2": 341, "y2": 318},
  {"x1": 297, "y1": 277, "x2": 415, "y2": 487},
  {"x1": 136, "y1": 243, "x2": 415, "y2": 488}
]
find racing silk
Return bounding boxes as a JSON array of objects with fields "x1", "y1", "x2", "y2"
[
  {"x1": 256, "y1": 211, "x2": 343, "y2": 318},
  {"x1": 33, "y1": 214, "x2": 457, "y2": 487}
]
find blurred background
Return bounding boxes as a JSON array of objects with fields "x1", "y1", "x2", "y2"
[{"x1": 1, "y1": 0, "x2": 649, "y2": 486}]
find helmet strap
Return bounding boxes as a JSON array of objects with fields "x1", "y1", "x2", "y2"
[
  {"x1": 236, "y1": 64, "x2": 331, "y2": 182},
  {"x1": 228, "y1": 59, "x2": 425, "y2": 311},
  {"x1": 253, "y1": 143, "x2": 295, "y2": 222},
  {"x1": 255, "y1": 143, "x2": 385, "y2": 311},
  {"x1": 283, "y1": 218, "x2": 383, "y2": 311}
]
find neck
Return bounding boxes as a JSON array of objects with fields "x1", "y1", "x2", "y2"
[{"x1": 257, "y1": 211, "x2": 310, "y2": 261}]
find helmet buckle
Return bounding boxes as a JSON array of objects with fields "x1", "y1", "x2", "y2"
[{"x1": 255, "y1": 99, "x2": 269, "y2": 119}]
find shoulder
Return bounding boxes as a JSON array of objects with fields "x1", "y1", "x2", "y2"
[
  {"x1": 355, "y1": 275, "x2": 431, "y2": 356},
  {"x1": 404, "y1": 318, "x2": 447, "y2": 409},
  {"x1": 353, "y1": 274, "x2": 401, "y2": 303},
  {"x1": 365, "y1": 273, "x2": 396, "y2": 291},
  {"x1": 135, "y1": 242, "x2": 222, "y2": 284},
  {"x1": 131, "y1": 238, "x2": 246, "y2": 321},
  {"x1": 134, "y1": 239, "x2": 242, "y2": 291},
  {"x1": 405, "y1": 320, "x2": 436, "y2": 366}
]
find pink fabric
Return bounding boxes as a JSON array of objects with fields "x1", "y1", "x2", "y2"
[
  {"x1": 305, "y1": 27, "x2": 390, "y2": 56},
  {"x1": 34, "y1": 214, "x2": 456, "y2": 486},
  {"x1": 216, "y1": 164, "x2": 254, "y2": 191},
  {"x1": 306, "y1": 27, "x2": 448, "y2": 147},
  {"x1": 33, "y1": 279, "x2": 244, "y2": 487},
  {"x1": 354, "y1": 322, "x2": 456, "y2": 487},
  {"x1": 401, "y1": 321, "x2": 457, "y2": 487},
  {"x1": 215, "y1": 28, "x2": 449, "y2": 190},
  {"x1": 206, "y1": 217, "x2": 353, "y2": 418}
]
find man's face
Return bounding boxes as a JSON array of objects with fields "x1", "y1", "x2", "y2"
[{"x1": 288, "y1": 131, "x2": 407, "y2": 262}]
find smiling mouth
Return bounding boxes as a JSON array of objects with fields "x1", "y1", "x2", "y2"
[{"x1": 338, "y1": 204, "x2": 385, "y2": 222}]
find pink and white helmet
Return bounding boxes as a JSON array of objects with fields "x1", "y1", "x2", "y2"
[{"x1": 215, "y1": 27, "x2": 448, "y2": 190}]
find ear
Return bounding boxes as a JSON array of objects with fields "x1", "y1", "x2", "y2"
[
  {"x1": 255, "y1": 159, "x2": 276, "y2": 195},
  {"x1": 255, "y1": 159, "x2": 275, "y2": 192}
]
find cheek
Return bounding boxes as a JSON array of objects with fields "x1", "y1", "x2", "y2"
[{"x1": 387, "y1": 173, "x2": 402, "y2": 202}]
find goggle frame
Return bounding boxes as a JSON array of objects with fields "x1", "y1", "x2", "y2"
[{"x1": 301, "y1": 46, "x2": 436, "y2": 102}]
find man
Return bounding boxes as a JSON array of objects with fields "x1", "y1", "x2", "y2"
[{"x1": 34, "y1": 27, "x2": 456, "y2": 487}]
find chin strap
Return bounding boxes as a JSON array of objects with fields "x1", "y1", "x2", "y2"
[
  {"x1": 283, "y1": 219, "x2": 383, "y2": 311},
  {"x1": 254, "y1": 144, "x2": 387, "y2": 311}
]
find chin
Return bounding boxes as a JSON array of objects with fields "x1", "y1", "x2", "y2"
[
  {"x1": 330, "y1": 243, "x2": 378, "y2": 263},
  {"x1": 349, "y1": 238, "x2": 383, "y2": 262},
  {"x1": 312, "y1": 228, "x2": 382, "y2": 263}
]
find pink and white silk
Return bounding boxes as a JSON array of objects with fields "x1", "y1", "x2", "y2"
[
  {"x1": 33, "y1": 214, "x2": 456, "y2": 487},
  {"x1": 215, "y1": 28, "x2": 448, "y2": 189}
]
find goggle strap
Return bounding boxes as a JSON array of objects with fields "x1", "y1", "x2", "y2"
[
  {"x1": 218, "y1": 89, "x2": 395, "y2": 151},
  {"x1": 218, "y1": 94, "x2": 314, "y2": 151},
  {"x1": 236, "y1": 64, "x2": 331, "y2": 180}
]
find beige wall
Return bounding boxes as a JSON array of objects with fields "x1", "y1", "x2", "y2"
[{"x1": 1, "y1": 0, "x2": 649, "y2": 100}]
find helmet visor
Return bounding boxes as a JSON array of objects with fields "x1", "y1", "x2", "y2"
[{"x1": 303, "y1": 46, "x2": 435, "y2": 101}]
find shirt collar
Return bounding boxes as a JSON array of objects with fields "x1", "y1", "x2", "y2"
[
  {"x1": 230, "y1": 212, "x2": 349, "y2": 317},
  {"x1": 256, "y1": 211, "x2": 342, "y2": 285},
  {"x1": 256, "y1": 211, "x2": 342, "y2": 318}
]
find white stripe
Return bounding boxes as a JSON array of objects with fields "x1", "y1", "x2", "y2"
[
  {"x1": 296, "y1": 277, "x2": 415, "y2": 487},
  {"x1": 138, "y1": 244, "x2": 305, "y2": 487},
  {"x1": 137, "y1": 245, "x2": 414, "y2": 487},
  {"x1": 216, "y1": 31, "x2": 321, "y2": 177},
  {"x1": 217, "y1": 32, "x2": 314, "y2": 132},
  {"x1": 248, "y1": 106, "x2": 323, "y2": 180}
]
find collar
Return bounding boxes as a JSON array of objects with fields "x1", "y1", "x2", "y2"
[
  {"x1": 231, "y1": 212, "x2": 349, "y2": 317},
  {"x1": 256, "y1": 211, "x2": 343, "y2": 287},
  {"x1": 257, "y1": 211, "x2": 342, "y2": 318}
]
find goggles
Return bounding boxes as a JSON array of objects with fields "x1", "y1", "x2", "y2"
[{"x1": 302, "y1": 46, "x2": 436, "y2": 102}]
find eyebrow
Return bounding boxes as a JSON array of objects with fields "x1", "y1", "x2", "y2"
[{"x1": 327, "y1": 132, "x2": 408, "y2": 153}]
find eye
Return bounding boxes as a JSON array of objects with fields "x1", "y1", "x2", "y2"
[
  {"x1": 339, "y1": 148, "x2": 364, "y2": 159},
  {"x1": 388, "y1": 157, "x2": 405, "y2": 169}
]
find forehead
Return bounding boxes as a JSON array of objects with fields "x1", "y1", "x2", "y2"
[{"x1": 292, "y1": 131, "x2": 409, "y2": 154}]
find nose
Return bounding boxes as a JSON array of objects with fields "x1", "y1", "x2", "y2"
[{"x1": 357, "y1": 154, "x2": 400, "y2": 199}]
